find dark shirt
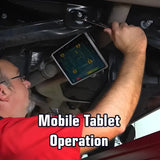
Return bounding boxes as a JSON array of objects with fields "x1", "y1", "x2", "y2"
[{"x1": 0, "y1": 116, "x2": 3, "y2": 119}]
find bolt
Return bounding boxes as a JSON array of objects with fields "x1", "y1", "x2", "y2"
[
  {"x1": 1, "y1": 13, "x2": 7, "y2": 19},
  {"x1": 140, "y1": 20, "x2": 153, "y2": 29},
  {"x1": 77, "y1": 11, "x2": 83, "y2": 18}
]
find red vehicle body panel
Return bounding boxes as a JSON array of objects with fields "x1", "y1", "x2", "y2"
[{"x1": 85, "y1": 131, "x2": 160, "y2": 160}]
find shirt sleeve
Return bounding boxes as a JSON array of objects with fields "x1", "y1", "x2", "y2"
[{"x1": 0, "y1": 114, "x2": 84, "y2": 160}]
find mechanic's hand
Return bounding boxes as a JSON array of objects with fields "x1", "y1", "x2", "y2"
[{"x1": 104, "y1": 22, "x2": 147, "y2": 57}]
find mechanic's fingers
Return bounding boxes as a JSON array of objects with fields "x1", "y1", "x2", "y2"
[
  {"x1": 104, "y1": 22, "x2": 121, "y2": 40},
  {"x1": 112, "y1": 21, "x2": 120, "y2": 32},
  {"x1": 119, "y1": 22, "x2": 128, "y2": 28},
  {"x1": 128, "y1": 24, "x2": 135, "y2": 27},
  {"x1": 104, "y1": 22, "x2": 130, "y2": 40},
  {"x1": 104, "y1": 28, "x2": 112, "y2": 39}
]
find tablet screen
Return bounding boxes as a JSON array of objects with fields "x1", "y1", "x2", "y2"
[{"x1": 52, "y1": 33, "x2": 108, "y2": 85}]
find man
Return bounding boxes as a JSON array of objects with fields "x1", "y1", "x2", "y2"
[{"x1": 0, "y1": 22, "x2": 147, "y2": 159}]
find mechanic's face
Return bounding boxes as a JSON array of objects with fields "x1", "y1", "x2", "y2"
[{"x1": 0, "y1": 60, "x2": 31, "y2": 117}]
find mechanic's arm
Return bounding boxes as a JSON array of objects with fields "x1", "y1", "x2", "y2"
[{"x1": 80, "y1": 22, "x2": 147, "y2": 154}]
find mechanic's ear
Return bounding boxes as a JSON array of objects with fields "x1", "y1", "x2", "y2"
[
  {"x1": 23, "y1": 80, "x2": 31, "y2": 89},
  {"x1": 0, "y1": 84, "x2": 11, "y2": 101}
]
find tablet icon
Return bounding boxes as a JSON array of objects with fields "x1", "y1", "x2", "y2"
[
  {"x1": 88, "y1": 59, "x2": 93, "y2": 64},
  {"x1": 73, "y1": 69, "x2": 77, "y2": 74},
  {"x1": 76, "y1": 43, "x2": 81, "y2": 48},
  {"x1": 60, "y1": 53, "x2": 65, "y2": 58}
]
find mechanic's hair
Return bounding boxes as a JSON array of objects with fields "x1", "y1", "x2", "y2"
[{"x1": 0, "y1": 69, "x2": 11, "y2": 87}]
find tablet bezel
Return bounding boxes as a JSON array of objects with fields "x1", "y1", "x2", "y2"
[{"x1": 51, "y1": 32, "x2": 108, "y2": 85}]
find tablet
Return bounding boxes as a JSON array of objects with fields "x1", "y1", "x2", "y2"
[{"x1": 52, "y1": 33, "x2": 108, "y2": 85}]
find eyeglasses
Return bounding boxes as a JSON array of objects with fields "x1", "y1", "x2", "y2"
[{"x1": 0, "y1": 75, "x2": 26, "y2": 84}]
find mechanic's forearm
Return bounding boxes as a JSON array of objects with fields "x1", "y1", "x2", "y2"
[
  {"x1": 86, "y1": 52, "x2": 146, "y2": 139},
  {"x1": 81, "y1": 23, "x2": 147, "y2": 154}
]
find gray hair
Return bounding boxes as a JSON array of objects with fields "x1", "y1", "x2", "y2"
[{"x1": 0, "y1": 69, "x2": 12, "y2": 87}]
